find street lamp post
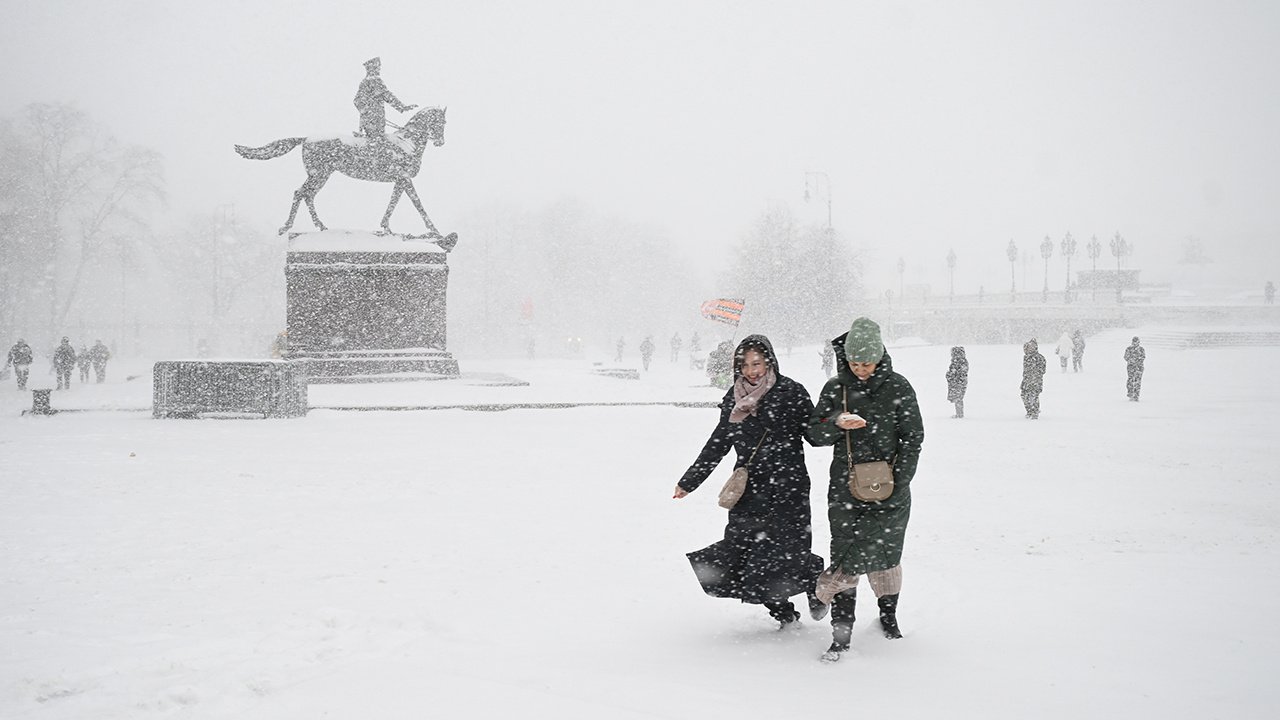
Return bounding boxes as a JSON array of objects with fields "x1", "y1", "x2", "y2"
[
  {"x1": 1039, "y1": 235, "x2": 1053, "y2": 303},
  {"x1": 1006, "y1": 239, "x2": 1018, "y2": 303},
  {"x1": 897, "y1": 256, "x2": 906, "y2": 302},
  {"x1": 1060, "y1": 232, "x2": 1077, "y2": 304},
  {"x1": 1110, "y1": 232, "x2": 1129, "y2": 303},
  {"x1": 946, "y1": 248, "x2": 957, "y2": 303},
  {"x1": 1087, "y1": 234, "x2": 1101, "y2": 301},
  {"x1": 803, "y1": 171, "x2": 832, "y2": 232}
]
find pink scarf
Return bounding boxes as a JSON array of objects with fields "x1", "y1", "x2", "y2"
[{"x1": 730, "y1": 369, "x2": 776, "y2": 423}]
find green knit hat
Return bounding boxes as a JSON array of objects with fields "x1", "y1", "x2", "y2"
[{"x1": 843, "y1": 317, "x2": 884, "y2": 363}]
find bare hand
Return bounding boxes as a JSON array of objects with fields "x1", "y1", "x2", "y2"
[{"x1": 673, "y1": 486, "x2": 689, "y2": 499}]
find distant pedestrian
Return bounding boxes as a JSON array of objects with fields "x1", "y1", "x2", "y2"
[
  {"x1": 88, "y1": 340, "x2": 111, "y2": 383},
  {"x1": 1124, "y1": 337, "x2": 1146, "y2": 401},
  {"x1": 5, "y1": 338, "x2": 34, "y2": 390},
  {"x1": 1266, "y1": 280, "x2": 1275, "y2": 305},
  {"x1": 1021, "y1": 339, "x2": 1046, "y2": 419},
  {"x1": 639, "y1": 335, "x2": 655, "y2": 371},
  {"x1": 1071, "y1": 330, "x2": 1086, "y2": 373},
  {"x1": 1054, "y1": 332, "x2": 1072, "y2": 373},
  {"x1": 615, "y1": 337, "x2": 626, "y2": 363},
  {"x1": 707, "y1": 341, "x2": 733, "y2": 389},
  {"x1": 53, "y1": 337, "x2": 77, "y2": 390},
  {"x1": 670, "y1": 333, "x2": 682, "y2": 363},
  {"x1": 946, "y1": 346, "x2": 968, "y2": 418},
  {"x1": 688, "y1": 332, "x2": 703, "y2": 370},
  {"x1": 819, "y1": 343, "x2": 834, "y2": 378},
  {"x1": 77, "y1": 345, "x2": 92, "y2": 383}
]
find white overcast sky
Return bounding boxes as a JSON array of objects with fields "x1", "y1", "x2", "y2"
[{"x1": 2, "y1": 0, "x2": 1277, "y2": 294}]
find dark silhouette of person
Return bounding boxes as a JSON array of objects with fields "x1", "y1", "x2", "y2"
[
  {"x1": 5, "y1": 338, "x2": 34, "y2": 390},
  {"x1": 77, "y1": 345, "x2": 91, "y2": 383},
  {"x1": 669, "y1": 333, "x2": 682, "y2": 363},
  {"x1": 1125, "y1": 337, "x2": 1146, "y2": 401},
  {"x1": 89, "y1": 339, "x2": 111, "y2": 383},
  {"x1": 1021, "y1": 339, "x2": 1046, "y2": 419},
  {"x1": 53, "y1": 337, "x2": 77, "y2": 390},
  {"x1": 1266, "y1": 280, "x2": 1276, "y2": 305},
  {"x1": 640, "y1": 335, "x2": 655, "y2": 371},
  {"x1": 946, "y1": 346, "x2": 968, "y2": 418},
  {"x1": 615, "y1": 337, "x2": 626, "y2": 363},
  {"x1": 354, "y1": 57, "x2": 416, "y2": 140},
  {"x1": 820, "y1": 343, "x2": 834, "y2": 378}
]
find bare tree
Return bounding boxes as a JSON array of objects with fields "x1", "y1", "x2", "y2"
[{"x1": 0, "y1": 103, "x2": 164, "y2": 341}]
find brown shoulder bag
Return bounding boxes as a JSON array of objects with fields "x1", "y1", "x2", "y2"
[
  {"x1": 843, "y1": 387, "x2": 894, "y2": 502},
  {"x1": 718, "y1": 431, "x2": 768, "y2": 509}
]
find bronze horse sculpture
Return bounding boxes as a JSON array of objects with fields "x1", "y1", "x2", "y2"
[{"x1": 235, "y1": 106, "x2": 454, "y2": 245}]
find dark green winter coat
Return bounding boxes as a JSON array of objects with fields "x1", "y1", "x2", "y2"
[{"x1": 805, "y1": 334, "x2": 924, "y2": 575}]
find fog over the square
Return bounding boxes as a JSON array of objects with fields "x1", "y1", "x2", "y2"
[{"x1": 3, "y1": 0, "x2": 1277, "y2": 348}]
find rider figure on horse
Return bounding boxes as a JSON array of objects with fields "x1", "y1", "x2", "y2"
[{"x1": 354, "y1": 57, "x2": 417, "y2": 141}]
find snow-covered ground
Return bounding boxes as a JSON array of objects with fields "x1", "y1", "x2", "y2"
[{"x1": 2, "y1": 329, "x2": 1278, "y2": 719}]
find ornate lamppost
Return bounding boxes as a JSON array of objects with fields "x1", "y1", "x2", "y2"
[
  {"x1": 1006, "y1": 239, "x2": 1018, "y2": 303},
  {"x1": 1060, "y1": 231, "x2": 1077, "y2": 303},
  {"x1": 946, "y1": 248, "x2": 957, "y2": 303},
  {"x1": 803, "y1": 171, "x2": 832, "y2": 233},
  {"x1": 1109, "y1": 231, "x2": 1129, "y2": 303},
  {"x1": 1039, "y1": 235, "x2": 1053, "y2": 303},
  {"x1": 1087, "y1": 234, "x2": 1101, "y2": 301}
]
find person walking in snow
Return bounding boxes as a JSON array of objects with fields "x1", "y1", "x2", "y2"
[
  {"x1": 53, "y1": 337, "x2": 77, "y2": 390},
  {"x1": 1054, "y1": 331, "x2": 1072, "y2": 373},
  {"x1": 88, "y1": 339, "x2": 111, "y2": 383},
  {"x1": 1124, "y1": 336, "x2": 1146, "y2": 401},
  {"x1": 806, "y1": 317, "x2": 925, "y2": 662},
  {"x1": 615, "y1": 336, "x2": 626, "y2": 363},
  {"x1": 946, "y1": 345, "x2": 968, "y2": 418},
  {"x1": 673, "y1": 335, "x2": 824, "y2": 630},
  {"x1": 5, "y1": 338, "x2": 34, "y2": 391},
  {"x1": 820, "y1": 342, "x2": 834, "y2": 378},
  {"x1": 76, "y1": 344, "x2": 91, "y2": 384},
  {"x1": 1265, "y1": 280, "x2": 1275, "y2": 305},
  {"x1": 688, "y1": 332, "x2": 702, "y2": 370},
  {"x1": 1071, "y1": 329, "x2": 1086, "y2": 373},
  {"x1": 1021, "y1": 339, "x2": 1047, "y2": 419},
  {"x1": 639, "y1": 335, "x2": 655, "y2": 372},
  {"x1": 669, "y1": 333, "x2": 682, "y2": 363}
]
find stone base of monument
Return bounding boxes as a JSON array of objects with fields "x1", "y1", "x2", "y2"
[
  {"x1": 286, "y1": 230, "x2": 460, "y2": 383},
  {"x1": 153, "y1": 360, "x2": 308, "y2": 418},
  {"x1": 293, "y1": 348, "x2": 460, "y2": 383}
]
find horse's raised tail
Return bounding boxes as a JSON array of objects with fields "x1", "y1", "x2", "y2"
[{"x1": 234, "y1": 137, "x2": 305, "y2": 160}]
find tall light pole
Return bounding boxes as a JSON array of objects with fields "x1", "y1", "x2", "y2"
[
  {"x1": 1110, "y1": 232, "x2": 1129, "y2": 303},
  {"x1": 1039, "y1": 235, "x2": 1053, "y2": 303},
  {"x1": 803, "y1": 171, "x2": 832, "y2": 232},
  {"x1": 1006, "y1": 239, "x2": 1018, "y2": 303},
  {"x1": 946, "y1": 248, "x2": 957, "y2": 303},
  {"x1": 897, "y1": 256, "x2": 906, "y2": 301},
  {"x1": 1087, "y1": 234, "x2": 1101, "y2": 301},
  {"x1": 1060, "y1": 232, "x2": 1077, "y2": 304}
]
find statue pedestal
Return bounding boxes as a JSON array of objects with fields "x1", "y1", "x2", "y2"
[{"x1": 285, "y1": 230, "x2": 459, "y2": 382}]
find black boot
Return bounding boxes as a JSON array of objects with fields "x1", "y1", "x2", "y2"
[
  {"x1": 764, "y1": 600, "x2": 800, "y2": 629},
  {"x1": 820, "y1": 589, "x2": 856, "y2": 662},
  {"x1": 878, "y1": 593, "x2": 902, "y2": 639},
  {"x1": 807, "y1": 591, "x2": 829, "y2": 621}
]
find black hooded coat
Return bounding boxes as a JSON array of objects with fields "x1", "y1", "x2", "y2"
[{"x1": 678, "y1": 335, "x2": 824, "y2": 605}]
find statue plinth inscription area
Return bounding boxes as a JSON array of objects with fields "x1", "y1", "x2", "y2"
[{"x1": 286, "y1": 230, "x2": 459, "y2": 382}]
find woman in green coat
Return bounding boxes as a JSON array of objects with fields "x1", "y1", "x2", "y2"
[{"x1": 806, "y1": 317, "x2": 924, "y2": 662}]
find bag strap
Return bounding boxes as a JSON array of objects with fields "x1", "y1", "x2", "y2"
[
  {"x1": 843, "y1": 387, "x2": 853, "y2": 473},
  {"x1": 744, "y1": 430, "x2": 768, "y2": 466}
]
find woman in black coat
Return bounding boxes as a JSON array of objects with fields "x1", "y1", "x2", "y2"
[{"x1": 673, "y1": 334, "x2": 825, "y2": 626}]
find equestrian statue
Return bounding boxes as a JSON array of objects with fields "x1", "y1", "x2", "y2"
[{"x1": 234, "y1": 57, "x2": 456, "y2": 247}]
